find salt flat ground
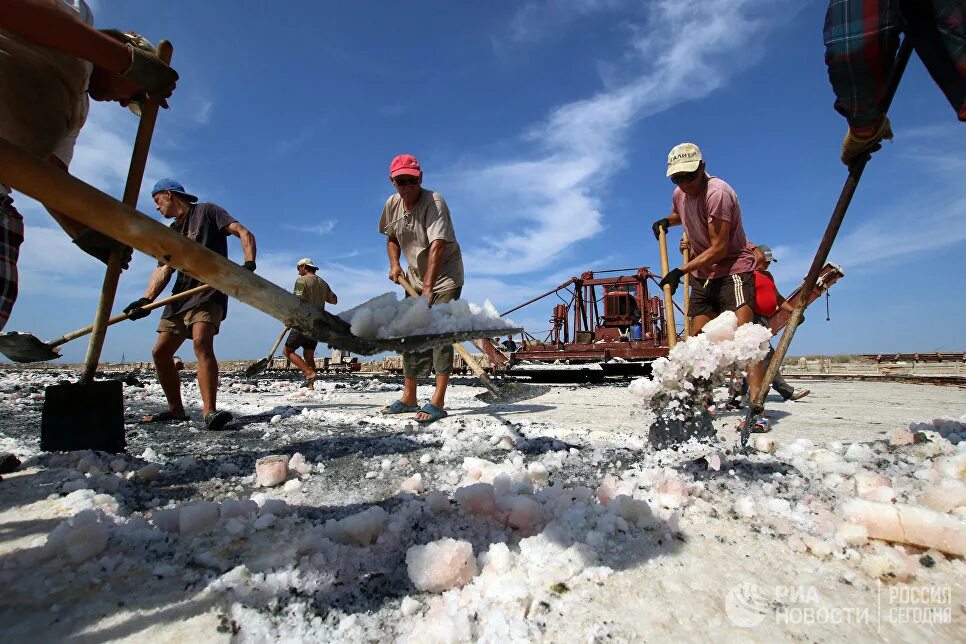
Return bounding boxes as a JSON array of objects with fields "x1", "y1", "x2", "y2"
[{"x1": 0, "y1": 369, "x2": 963, "y2": 642}]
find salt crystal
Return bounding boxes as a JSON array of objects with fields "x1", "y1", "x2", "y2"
[
  {"x1": 527, "y1": 462, "x2": 549, "y2": 487},
  {"x1": 426, "y1": 491, "x2": 452, "y2": 515},
  {"x1": 283, "y1": 479, "x2": 302, "y2": 493},
  {"x1": 734, "y1": 496, "x2": 756, "y2": 518},
  {"x1": 151, "y1": 507, "x2": 180, "y2": 533},
  {"x1": 889, "y1": 429, "x2": 916, "y2": 447},
  {"x1": 843, "y1": 443, "x2": 873, "y2": 463},
  {"x1": 842, "y1": 498, "x2": 966, "y2": 556},
  {"x1": 288, "y1": 453, "x2": 313, "y2": 477},
  {"x1": 109, "y1": 458, "x2": 127, "y2": 473},
  {"x1": 218, "y1": 462, "x2": 240, "y2": 476},
  {"x1": 225, "y1": 518, "x2": 246, "y2": 536},
  {"x1": 705, "y1": 450, "x2": 725, "y2": 471},
  {"x1": 406, "y1": 538, "x2": 478, "y2": 592},
  {"x1": 324, "y1": 506, "x2": 388, "y2": 546},
  {"x1": 254, "y1": 513, "x2": 276, "y2": 530},
  {"x1": 401, "y1": 473, "x2": 425, "y2": 494},
  {"x1": 753, "y1": 436, "x2": 777, "y2": 454},
  {"x1": 836, "y1": 522, "x2": 869, "y2": 546},
  {"x1": 141, "y1": 447, "x2": 158, "y2": 461},
  {"x1": 853, "y1": 470, "x2": 891, "y2": 497},
  {"x1": 65, "y1": 521, "x2": 110, "y2": 563},
  {"x1": 381, "y1": 459, "x2": 392, "y2": 471},
  {"x1": 455, "y1": 484, "x2": 497, "y2": 517},
  {"x1": 179, "y1": 502, "x2": 220, "y2": 536},
  {"x1": 920, "y1": 479, "x2": 966, "y2": 513},
  {"x1": 505, "y1": 496, "x2": 542, "y2": 531},
  {"x1": 255, "y1": 455, "x2": 288, "y2": 487},
  {"x1": 400, "y1": 596, "x2": 422, "y2": 616},
  {"x1": 419, "y1": 453, "x2": 433, "y2": 465},
  {"x1": 270, "y1": 414, "x2": 282, "y2": 425},
  {"x1": 220, "y1": 499, "x2": 258, "y2": 519}
]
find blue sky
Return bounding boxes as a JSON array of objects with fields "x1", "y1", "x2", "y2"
[{"x1": 6, "y1": 0, "x2": 965, "y2": 363}]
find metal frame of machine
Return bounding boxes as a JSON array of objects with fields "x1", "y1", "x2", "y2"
[{"x1": 476, "y1": 263, "x2": 845, "y2": 381}]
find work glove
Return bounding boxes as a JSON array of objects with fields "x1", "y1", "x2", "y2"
[
  {"x1": 123, "y1": 297, "x2": 152, "y2": 320},
  {"x1": 117, "y1": 39, "x2": 179, "y2": 106},
  {"x1": 242, "y1": 260, "x2": 256, "y2": 272},
  {"x1": 658, "y1": 268, "x2": 684, "y2": 296},
  {"x1": 841, "y1": 116, "x2": 892, "y2": 166},
  {"x1": 72, "y1": 229, "x2": 131, "y2": 269},
  {"x1": 651, "y1": 218, "x2": 670, "y2": 241}
]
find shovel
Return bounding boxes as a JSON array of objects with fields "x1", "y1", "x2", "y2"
[
  {"x1": 0, "y1": 283, "x2": 210, "y2": 363},
  {"x1": 396, "y1": 275, "x2": 503, "y2": 399},
  {"x1": 0, "y1": 143, "x2": 521, "y2": 356},
  {"x1": 245, "y1": 326, "x2": 289, "y2": 378},
  {"x1": 657, "y1": 226, "x2": 678, "y2": 348},
  {"x1": 41, "y1": 40, "x2": 173, "y2": 454},
  {"x1": 740, "y1": 37, "x2": 913, "y2": 449}
]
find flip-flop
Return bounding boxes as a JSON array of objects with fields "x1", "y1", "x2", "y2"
[
  {"x1": 415, "y1": 403, "x2": 448, "y2": 425},
  {"x1": 382, "y1": 400, "x2": 420, "y2": 415},
  {"x1": 737, "y1": 415, "x2": 771, "y2": 434},
  {"x1": 300, "y1": 376, "x2": 316, "y2": 389},
  {"x1": 139, "y1": 410, "x2": 189, "y2": 424},
  {"x1": 204, "y1": 410, "x2": 234, "y2": 431}
]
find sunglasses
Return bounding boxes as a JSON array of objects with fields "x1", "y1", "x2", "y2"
[
  {"x1": 670, "y1": 169, "x2": 701, "y2": 185},
  {"x1": 393, "y1": 176, "x2": 419, "y2": 186}
]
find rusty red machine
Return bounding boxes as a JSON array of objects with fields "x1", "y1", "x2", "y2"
[{"x1": 476, "y1": 264, "x2": 845, "y2": 381}]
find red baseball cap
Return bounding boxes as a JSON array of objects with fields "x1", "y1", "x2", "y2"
[{"x1": 389, "y1": 154, "x2": 422, "y2": 178}]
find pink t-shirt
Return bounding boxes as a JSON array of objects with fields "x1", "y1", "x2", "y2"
[{"x1": 672, "y1": 175, "x2": 756, "y2": 279}]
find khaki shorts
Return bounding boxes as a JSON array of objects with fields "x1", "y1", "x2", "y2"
[
  {"x1": 402, "y1": 287, "x2": 462, "y2": 378},
  {"x1": 157, "y1": 302, "x2": 224, "y2": 337}
]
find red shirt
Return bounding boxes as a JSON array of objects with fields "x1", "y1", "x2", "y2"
[{"x1": 753, "y1": 270, "x2": 779, "y2": 316}]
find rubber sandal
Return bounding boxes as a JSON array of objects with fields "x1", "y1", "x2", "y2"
[
  {"x1": 139, "y1": 410, "x2": 189, "y2": 424},
  {"x1": 750, "y1": 417, "x2": 772, "y2": 433},
  {"x1": 790, "y1": 389, "x2": 810, "y2": 401},
  {"x1": 382, "y1": 400, "x2": 420, "y2": 415},
  {"x1": 301, "y1": 376, "x2": 316, "y2": 389},
  {"x1": 204, "y1": 410, "x2": 234, "y2": 431},
  {"x1": 415, "y1": 403, "x2": 448, "y2": 425}
]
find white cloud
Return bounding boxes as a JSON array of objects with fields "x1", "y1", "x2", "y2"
[
  {"x1": 282, "y1": 219, "x2": 337, "y2": 236},
  {"x1": 454, "y1": 0, "x2": 798, "y2": 276}
]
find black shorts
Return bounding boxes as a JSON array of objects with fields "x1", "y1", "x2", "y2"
[
  {"x1": 285, "y1": 330, "x2": 318, "y2": 351},
  {"x1": 688, "y1": 272, "x2": 754, "y2": 318}
]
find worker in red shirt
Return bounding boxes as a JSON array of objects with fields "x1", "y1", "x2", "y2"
[{"x1": 739, "y1": 243, "x2": 810, "y2": 415}]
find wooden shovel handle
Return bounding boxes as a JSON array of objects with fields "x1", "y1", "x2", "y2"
[
  {"x1": 52, "y1": 283, "x2": 210, "y2": 348},
  {"x1": 657, "y1": 227, "x2": 677, "y2": 348},
  {"x1": 266, "y1": 326, "x2": 289, "y2": 360},
  {"x1": 80, "y1": 40, "x2": 173, "y2": 382}
]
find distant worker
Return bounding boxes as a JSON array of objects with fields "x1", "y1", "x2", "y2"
[
  {"x1": 283, "y1": 258, "x2": 337, "y2": 389},
  {"x1": 652, "y1": 142, "x2": 767, "y2": 427},
  {"x1": 824, "y1": 0, "x2": 965, "y2": 165},
  {"x1": 123, "y1": 180, "x2": 256, "y2": 431},
  {"x1": 726, "y1": 243, "x2": 810, "y2": 411},
  {"x1": 379, "y1": 154, "x2": 464, "y2": 424},
  {"x1": 501, "y1": 336, "x2": 518, "y2": 353},
  {"x1": 0, "y1": 0, "x2": 178, "y2": 330}
]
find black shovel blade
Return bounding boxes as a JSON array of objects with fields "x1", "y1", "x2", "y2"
[
  {"x1": 244, "y1": 358, "x2": 270, "y2": 378},
  {"x1": 0, "y1": 332, "x2": 62, "y2": 363},
  {"x1": 648, "y1": 411, "x2": 716, "y2": 450},
  {"x1": 41, "y1": 380, "x2": 125, "y2": 453}
]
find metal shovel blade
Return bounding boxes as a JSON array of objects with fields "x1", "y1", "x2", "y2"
[
  {"x1": 244, "y1": 358, "x2": 270, "y2": 378},
  {"x1": 0, "y1": 332, "x2": 62, "y2": 363},
  {"x1": 41, "y1": 379, "x2": 125, "y2": 453}
]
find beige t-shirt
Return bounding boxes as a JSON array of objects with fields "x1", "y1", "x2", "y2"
[
  {"x1": 0, "y1": 0, "x2": 93, "y2": 166},
  {"x1": 378, "y1": 188, "x2": 464, "y2": 294},
  {"x1": 294, "y1": 273, "x2": 335, "y2": 310}
]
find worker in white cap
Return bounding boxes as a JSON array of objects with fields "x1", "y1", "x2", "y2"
[
  {"x1": 652, "y1": 142, "x2": 768, "y2": 431},
  {"x1": 283, "y1": 258, "x2": 338, "y2": 388}
]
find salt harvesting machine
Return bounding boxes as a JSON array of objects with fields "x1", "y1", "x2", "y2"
[{"x1": 474, "y1": 263, "x2": 845, "y2": 382}]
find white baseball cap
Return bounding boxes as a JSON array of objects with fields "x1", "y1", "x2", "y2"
[
  {"x1": 666, "y1": 142, "x2": 703, "y2": 177},
  {"x1": 296, "y1": 258, "x2": 318, "y2": 269}
]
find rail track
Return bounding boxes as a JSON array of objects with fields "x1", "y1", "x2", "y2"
[{"x1": 782, "y1": 372, "x2": 965, "y2": 387}]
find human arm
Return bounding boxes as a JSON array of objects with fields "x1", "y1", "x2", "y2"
[
  {"x1": 1, "y1": 0, "x2": 177, "y2": 100},
  {"x1": 326, "y1": 287, "x2": 338, "y2": 305},
  {"x1": 420, "y1": 239, "x2": 448, "y2": 298},
  {"x1": 679, "y1": 217, "x2": 731, "y2": 274},
  {"x1": 386, "y1": 236, "x2": 405, "y2": 283},
  {"x1": 224, "y1": 222, "x2": 256, "y2": 269},
  {"x1": 123, "y1": 264, "x2": 174, "y2": 318}
]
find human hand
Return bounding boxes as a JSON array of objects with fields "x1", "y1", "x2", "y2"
[
  {"x1": 658, "y1": 268, "x2": 684, "y2": 296},
  {"x1": 242, "y1": 260, "x2": 256, "y2": 272},
  {"x1": 388, "y1": 265, "x2": 405, "y2": 283},
  {"x1": 122, "y1": 43, "x2": 178, "y2": 106},
  {"x1": 123, "y1": 297, "x2": 153, "y2": 320}
]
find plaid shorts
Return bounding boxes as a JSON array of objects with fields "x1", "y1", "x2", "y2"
[
  {"x1": 824, "y1": 0, "x2": 966, "y2": 126},
  {"x1": 0, "y1": 186, "x2": 25, "y2": 332}
]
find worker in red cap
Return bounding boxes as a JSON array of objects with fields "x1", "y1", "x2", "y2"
[{"x1": 378, "y1": 154, "x2": 464, "y2": 424}]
